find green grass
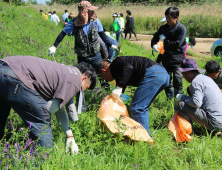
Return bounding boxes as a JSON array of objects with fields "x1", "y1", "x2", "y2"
[{"x1": 1, "y1": 1, "x2": 222, "y2": 169}]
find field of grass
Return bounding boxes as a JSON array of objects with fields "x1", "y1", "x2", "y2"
[
  {"x1": 32, "y1": 1, "x2": 222, "y2": 37},
  {"x1": 1, "y1": 1, "x2": 222, "y2": 169}
]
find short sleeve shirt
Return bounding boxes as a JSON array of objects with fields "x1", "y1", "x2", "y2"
[
  {"x1": 1, "y1": 56, "x2": 82, "y2": 109},
  {"x1": 63, "y1": 18, "x2": 104, "y2": 35}
]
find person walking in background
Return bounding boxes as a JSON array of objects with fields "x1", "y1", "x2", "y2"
[
  {"x1": 51, "y1": 11, "x2": 60, "y2": 26},
  {"x1": 47, "y1": 11, "x2": 52, "y2": 21},
  {"x1": 151, "y1": 6, "x2": 187, "y2": 99},
  {"x1": 119, "y1": 13, "x2": 125, "y2": 38},
  {"x1": 65, "y1": 12, "x2": 75, "y2": 26},
  {"x1": 125, "y1": 10, "x2": 138, "y2": 41},
  {"x1": 39, "y1": 9, "x2": 48, "y2": 20},
  {"x1": 184, "y1": 37, "x2": 196, "y2": 57},
  {"x1": 112, "y1": 13, "x2": 122, "y2": 43},
  {"x1": 62, "y1": 9, "x2": 69, "y2": 26}
]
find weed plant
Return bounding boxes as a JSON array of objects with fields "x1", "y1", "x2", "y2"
[{"x1": 1, "y1": 2, "x2": 222, "y2": 169}]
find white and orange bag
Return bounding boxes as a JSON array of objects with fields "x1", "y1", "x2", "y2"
[{"x1": 97, "y1": 95, "x2": 154, "y2": 144}]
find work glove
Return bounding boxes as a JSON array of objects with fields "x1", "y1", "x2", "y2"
[
  {"x1": 66, "y1": 137, "x2": 79, "y2": 155},
  {"x1": 111, "y1": 44, "x2": 118, "y2": 51},
  {"x1": 176, "y1": 94, "x2": 186, "y2": 102},
  {"x1": 49, "y1": 45, "x2": 57, "y2": 55},
  {"x1": 153, "y1": 44, "x2": 160, "y2": 52},
  {"x1": 112, "y1": 86, "x2": 122, "y2": 99},
  {"x1": 159, "y1": 34, "x2": 166, "y2": 42}
]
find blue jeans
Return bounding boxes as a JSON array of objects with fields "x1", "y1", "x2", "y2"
[
  {"x1": 0, "y1": 63, "x2": 53, "y2": 148},
  {"x1": 130, "y1": 65, "x2": 170, "y2": 135},
  {"x1": 109, "y1": 40, "x2": 118, "y2": 62},
  {"x1": 77, "y1": 52, "x2": 102, "y2": 71},
  {"x1": 115, "y1": 29, "x2": 121, "y2": 43}
]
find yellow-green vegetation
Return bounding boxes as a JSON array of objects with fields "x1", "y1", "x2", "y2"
[
  {"x1": 32, "y1": 1, "x2": 222, "y2": 37},
  {"x1": 1, "y1": 1, "x2": 222, "y2": 169}
]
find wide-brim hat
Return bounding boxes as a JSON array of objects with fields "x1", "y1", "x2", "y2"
[
  {"x1": 69, "y1": 12, "x2": 75, "y2": 18},
  {"x1": 178, "y1": 58, "x2": 203, "y2": 73},
  {"x1": 78, "y1": 1, "x2": 98, "y2": 10}
]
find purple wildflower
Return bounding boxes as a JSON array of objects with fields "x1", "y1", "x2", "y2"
[
  {"x1": 9, "y1": 119, "x2": 14, "y2": 130},
  {"x1": 6, "y1": 52, "x2": 10, "y2": 57},
  {"x1": 5, "y1": 164, "x2": 8, "y2": 170},
  {"x1": 24, "y1": 138, "x2": 32, "y2": 150},
  {"x1": 18, "y1": 127, "x2": 23, "y2": 132},
  {"x1": 28, "y1": 122, "x2": 32, "y2": 130}
]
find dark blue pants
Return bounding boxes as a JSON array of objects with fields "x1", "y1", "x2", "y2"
[
  {"x1": 0, "y1": 62, "x2": 53, "y2": 148},
  {"x1": 130, "y1": 65, "x2": 170, "y2": 136}
]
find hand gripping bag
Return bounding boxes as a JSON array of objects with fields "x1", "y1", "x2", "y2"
[
  {"x1": 97, "y1": 95, "x2": 154, "y2": 144},
  {"x1": 168, "y1": 111, "x2": 192, "y2": 143}
]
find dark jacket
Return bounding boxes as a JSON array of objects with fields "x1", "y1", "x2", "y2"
[{"x1": 151, "y1": 22, "x2": 187, "y2": 54}]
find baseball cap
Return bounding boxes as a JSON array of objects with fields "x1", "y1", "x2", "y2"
[
  {"x1": 112, "y1": 13, "x2": 118, "y2": 17},
  {"x1": 178, "y1": 58, "x2": 203, "y2": 73},
  {"x1": 78, "y1": 1, "x2": 98, "y2": 10}
]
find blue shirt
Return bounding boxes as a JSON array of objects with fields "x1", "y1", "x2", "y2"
[
  {"x1": 62, "y1": 13, "x2": 69, "y2": 23},
  {"x1": 63, "y1": 18, "x2": 104, "y2": 35}
]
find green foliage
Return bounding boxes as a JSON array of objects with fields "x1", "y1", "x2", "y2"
[{"x1": 1, "y1": 1, "x2": 222, "y2": 169}]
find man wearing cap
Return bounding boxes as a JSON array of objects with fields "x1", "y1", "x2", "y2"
[
  {"x1": 49, "y1": 1, "x2": 117, "y2": 71},
  {"x1": 112, "y1": 13, "x2": 122, "y2": 43},
  {"x1": 0, "y1": 56, "x2": 96, "y2": 155},
  {"x1": 62, "y1": 9, "x2": 69, "y2": 25},
  {"x1": 175, "y1": 58, "x2": 222, "y2": 132},
  {"x1": 151, "y1": 7, "x2": 187, "y2": 99}
]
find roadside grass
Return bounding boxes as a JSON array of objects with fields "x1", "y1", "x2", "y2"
[{"x1": 1, "y1": 2, "x2": 222, "y2": 169}]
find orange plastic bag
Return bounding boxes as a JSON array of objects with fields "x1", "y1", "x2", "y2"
[
  {"x1": 157, "y1": 41, "x2": 165, "y2": 55},
  {"x1": 97, "y1": 95, "x2": 154, "y2": 144},
  {"x1": 168, "y1": 111, "x2": 192, "y2": 143}
]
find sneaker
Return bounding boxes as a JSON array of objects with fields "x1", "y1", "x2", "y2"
[
  {"x1": 136, "y1": 37, "x2": 139, "y2": 41},
  {"x1": 129, "y1": 38, "x2": 131, "y2": 40}
]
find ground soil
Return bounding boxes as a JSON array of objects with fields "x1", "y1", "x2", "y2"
[{"x1": 128, "y1": 34, "x2": 220, "y2": 58}]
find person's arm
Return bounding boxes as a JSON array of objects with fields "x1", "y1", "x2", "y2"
[
  {"x1": 164, "y1": 25, "x2": 187, "y2": 48},
  {"x1": 53, "y1": 31, "x2": 67, "y2": 47},
  {"x1": 57, "y1": 15, "x2": 60, "y2": 22},
  {"x1": 181, "y1": 81, "x2": 204, "y2": 108},
  {"x1": 117, "y1": 19, "x2": 122, "y2": 30},
  {"x1": 98, "y1": 35, "x2": 109, "y2": 59},
  {"x1": 65, "y1": 98, "x2": 79, "y2": 121},
  {"x1": 151, "y1": 26, "x2": 162, "y2": 48}
]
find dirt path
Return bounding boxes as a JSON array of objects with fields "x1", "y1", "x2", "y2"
[{"x1": 128, "y1": 34, "x2": 219, "y2": 58}]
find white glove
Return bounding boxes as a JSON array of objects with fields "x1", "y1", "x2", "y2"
[
  {"x1": 153, "y1": 44, "x2": 160, "y2": 52},
  {"x1": 49, "y1": 45, "x2": 56, "y2": 55},
  {"x1": 112, "y1": 86, "x2": 122, "y2": 99},
  {"x1": 66, "y1": 137, "x2": 79, "y2": 155},
  {"x1": 159, "y1": 34, "x2": 166, "y2": 42},
  {"x1": 176, "y1": 94, "x2": 186, "y2": 102},
  {"x1": 111, "y1": 44, "x2": 118, "y2": 51}
]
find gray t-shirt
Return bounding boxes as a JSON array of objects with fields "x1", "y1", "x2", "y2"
[
  {"x1": 182, "y1": 74, "x2": 222, "y2": 125},
  {"x1": 1, "y1": 56, "x2": 81, "y2": 109}
]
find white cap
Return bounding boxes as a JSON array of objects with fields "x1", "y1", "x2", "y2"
[
  {"x1": 160, "y1": 16, "x2": 166, "y2": 22},
  {"x1": 112, "y1": 13, "x2": 118, "y2": 17}
]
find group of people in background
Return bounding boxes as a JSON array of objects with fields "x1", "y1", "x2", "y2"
[
  {"x1": 112, "y1": 10, "x2": 138, "y2": 42},
  {"x1": 40, "y1": 9, "x2": 75, "y2": 26},
  {"x1": 1, "y1": 1, "x2": 222, "y2": 156}
]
